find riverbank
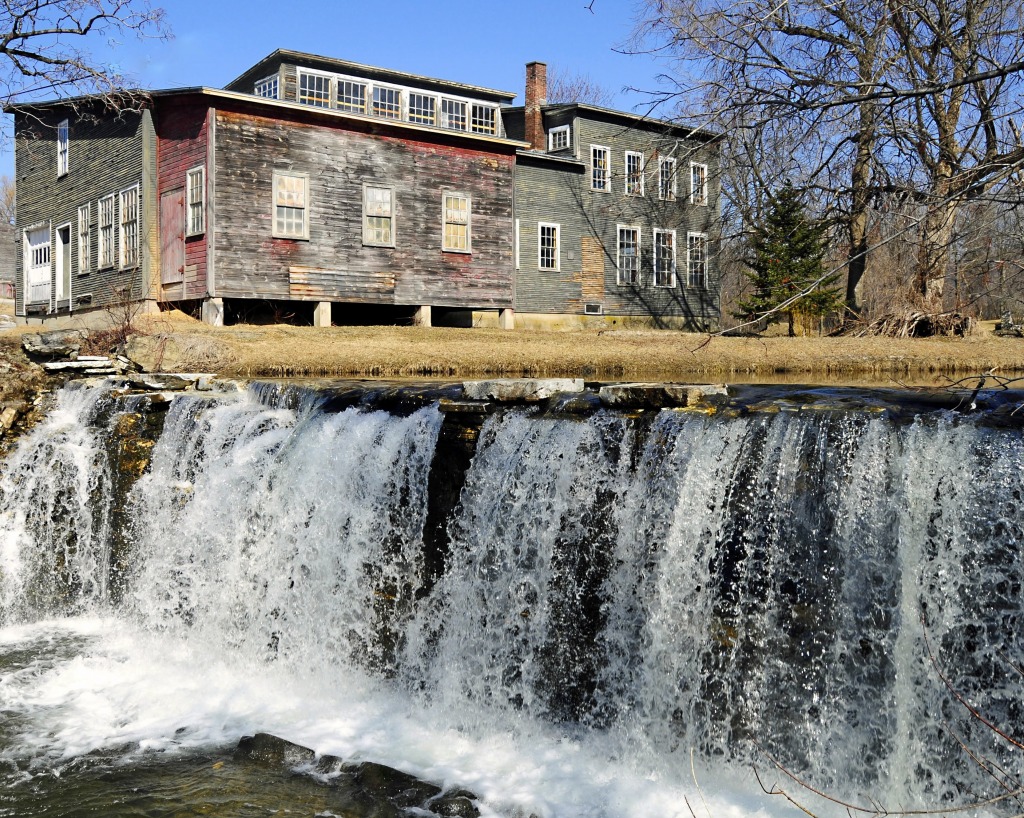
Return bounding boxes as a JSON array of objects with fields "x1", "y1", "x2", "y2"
[{"x1": 4, "y1": 309, "x2": 1024, "y2": 386}]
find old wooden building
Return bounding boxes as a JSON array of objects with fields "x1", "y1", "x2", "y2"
[
  {"x1": 10, "y1": 51, "x2": 718, "y2": 331},
  {"x1": 503, "y1": 62, "x2": 720, "y2": 331}
]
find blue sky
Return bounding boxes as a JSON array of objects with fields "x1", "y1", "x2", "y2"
[
  {"x1": 2, "y1": 0, "x2": 680, "y2": 175},
  {"x1": 131, "y1": 0, "x2": 665, "y2": 107}
]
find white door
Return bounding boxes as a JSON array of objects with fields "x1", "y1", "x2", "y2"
[{"x1": 24, "y1": 225, "x2": 51, "y2": 306}]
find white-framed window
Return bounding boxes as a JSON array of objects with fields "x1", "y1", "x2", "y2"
[
  {"x1": 363, "y1": 184, "x2": 395, "y2": 247},
  {"x1": 625, "y1": 151, "x2": 645, "y2": 196},
  {"x1": 57, "y1": 119, "x2": 69, "y2": 177},
  {"x1": 408, "y1": 93, "x2": 436, "y2": 126},
  {"x1": 373, "y1": 85, "x2": 402, "y2": 119},
  {"x1": 273, "y1": 171, "x2": 309, "y2": 240},
  {"x1": 471, "y1": 104, "x2": 496, "y2": 135},
  {"x1": 441, "y1": 98, "x2": 467, "y2": 130},
  {"x1": 442, "y1": 192, "x2": 471, "y2": 252},
  {"x1": 617, "y1": 225, "x2": 640, "y2": 285},
  {"x1": 77, "y1": 203, "x2": 90, "y2": 275},
  {"x1": 690, "y1": 162, "x2": 708, "y2": 206},
  {"x1": 687, "y1": 232, "x2": 708, "y2": 288},
  {"x1": 659, "y1": 157, "x2": 677, "y2": 201},
  {"x1": 654, "y1": 228, "x2": 676, "y2": 287},
  {"x1": 298, "y1": 71, "x2": 332, "y2": 107},
  {"x1": 254, "y1": 75, "x2": 279, "y2": 99},
  {"x1": 337, "y1": 80, "x2": 367, "y2": 113},
  {"x1": 538, "y1": 222, "x2": 560, "y2": 271},
  {"x1": 591, "y1": 145, "x2": 610, "y2": 191},
  {"x1": 98, "y1": 194, "x2": 115, "y2": 269},
  {"x1": 119, "y1": 185, "x2": 139, "y2": 269},
  {"x1": 186, "y1": 166, "x2": 205, "y2": 236},
  {"x1": 549, "y1": 125, "x2": 571, "y2": 151}
]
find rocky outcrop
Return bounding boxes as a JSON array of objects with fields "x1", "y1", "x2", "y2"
[
  {"x1": 598, "y1": 382, "x2": 729, "y2": 409},
  {"x1": 462, "y1": 377, "x2": 584, "y2": 402},
  {"x1": 235, "y1": 733, "x2": 481, "y2": 818}
]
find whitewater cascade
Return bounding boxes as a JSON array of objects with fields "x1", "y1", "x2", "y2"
[{"x1": 1, "y1": 380, "x2": 1022, "y2": 817}]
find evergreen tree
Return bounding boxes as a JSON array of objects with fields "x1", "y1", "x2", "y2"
[{"x1": 734, "y1": 183, "x2": 844, "y2": 335}]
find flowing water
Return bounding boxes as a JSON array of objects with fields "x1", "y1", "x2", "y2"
[{"x1": 1, "y1": 380, "x2": 1022, "y2": 817}]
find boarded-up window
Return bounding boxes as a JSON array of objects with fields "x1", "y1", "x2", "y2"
[
  {"x1": 98, "y1": 194, "x2": 115, "y2": 268},
  {"x1": 119, "y1": 185, "x2": 139, "y2": 268},
  {"x1": 77, "y1": 203, "x2": 90, "y2": 275},
  {"x1": 442, "y1": 193, "x2": 470, "y2": 252},
  {"x1": 363, "y1": 185, "x2": 394, "y2": 247},
  {"x1": 654, "y1": 229, "x2": 676, "y2": 287},
  {"x1": 273, "y1": 172, "x2": 309, "y2": 240},
  {"x1": 186, "y1": 166, "x2": 205, "y2": 236},
  {"x1": 617, "y1": 225, "x2": 640, "y2": 285}
]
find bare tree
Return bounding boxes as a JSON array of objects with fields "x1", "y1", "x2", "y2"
[
  {"x1": 0, "y1": 0, "x2": 168, "y2": 106},
  {"x1": 547, "y1": 65, "x2": 616, "y2": 107},
  {"x1": 0, "y1": 175, "x2": 14, "y2": 225},
  {"x1": 635, "y1": 0, "x2": 1024, "y2": 319}
]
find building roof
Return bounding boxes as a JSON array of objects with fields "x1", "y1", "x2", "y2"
[
  {"x1": 226, "y1": 49, "x2": 518, "y2": 104},
  {"x1": 505, "y1": 102, "x2": 720, "y2": 143}
]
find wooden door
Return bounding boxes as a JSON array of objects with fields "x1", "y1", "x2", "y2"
[
  {"x1": 160, "y1": 189, "x2": 185, "y2": 286},
  {"x1": 24, "y1": 225, "x2": 51, "y2": 305}
]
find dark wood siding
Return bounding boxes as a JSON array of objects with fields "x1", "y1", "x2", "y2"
[
  {"x1": 156, "y1": 100, "x2": 210, "y2": 300},
  {"x1": 211, "y1": 106, "x2": 515, "y2": 310},
  {"x1": 14, "y1": 105, "x2": 150, "y2": 317}
]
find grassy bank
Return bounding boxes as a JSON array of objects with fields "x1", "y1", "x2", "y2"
[{"x1": 94, "y1": 312, "x2": 1024, "y2": 385}]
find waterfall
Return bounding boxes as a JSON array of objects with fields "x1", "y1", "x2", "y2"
[{"x1": 1, "y1": 381, "x2": 1022, "y2": 817}]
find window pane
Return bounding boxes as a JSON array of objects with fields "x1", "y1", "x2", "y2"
[
  {"x1": 655, "y1": 231, "x2": 675, "y2": 286},
  {"x1": 408, "y1": 93, "x2": 436, "y2": 125},
  {"x1": 660, "y1": 158, "x2": 676, "y2": 200},
  {"x1": 299, "y1": 73, "x2": 331, "y2": 107},
  {"x1": 539, "y1": 224, "x2": 558, "y2": 270},
  {"x1": 254, "y1": 76, "x2": 279, "y2": 99},
  {"x1": 441, "y1": 99, "x2": 467, "y2": 130},
  {"x1": 470, "y1": 104, "x2": 496, "y2": 134},
  {"x1": 626, "y1": 152, "x2": 644, "y2": 196},
  {"x1": 337, "y1": 81, "x2": 366, "y2": 113},
  {"x1": 618, "y1": 227, "x2": 639, "y2": 284},
  {"x1": 120, "y1": 187, "x2": 139, "y2": 268},
  {"x1": 592, "y1": 147, "x2": 609, "y2": 191},
  {"x1": 78, "y1": 204, "x2": 89, "y2": 274},
  {"x1": 688, "y1": 233, "x2": 707, "y2": 287},
  {"x1": 373, "y1": 86, "x2": 401, "y2": 118},
  {"x1": 443, "y1": 194, "x2": 470, "y2": 251}
]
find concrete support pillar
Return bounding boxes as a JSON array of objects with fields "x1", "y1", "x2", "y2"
[
  {"x1": 313, "y1": 301, "x2": 332, "y2": 327},
  {"x1": 499, "y1": 308, "x2": 515, "y2": 330},
  {"x1": 414, "y1": 305, "x2": 432, "y2": 327},
  {"x1": 202, "y1": 297, "x2": 224, "y2": 327}
]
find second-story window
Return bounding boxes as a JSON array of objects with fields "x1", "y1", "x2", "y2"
[
  {"x1": 549, "y1": 125, "x2": 571, "y2": 151},
  {"x1": 337, "y1": 80, "x2": 367, "y2": 113},
  {"x1": 57, "y1": 119, "x2": 69, "y2": 176},
  {"x1": 408, "y1": 93, "x2": 436, "y2": 125},
  {"x1": 442, "y1": 193, "x2": 471, "y2": 252},
  {"x1": 98, "y1": 194, "x2": 115, "y2": 268},
  {"x1": 690, "y1": 162, "x2": 708, "y2": 206},
  {"x1": 119, "y1": 185, "x2": 139, "y2": 269},
  {"x1": 625, "y1": 151, "x2": 644, "y2": 196},
  {"x1": 298, "y1": 72, "x2": 332, "y2": 107},
  {"x1": 442, "y1": 99, "x2": 467, "y2": 130},
  {"x1": 539, "y1": 223, "x2": 560, "y2": 271},
  {"x1": 659, "y1": 157, "x2": 677, "y2": 201},
  {"x1": 373, "y1": 86, "x2": 402, "y2": 119},
  {"x1": 471, "y1": 104, "x2": 496, "y2": 135},
  {"x1": 186, "y1": 166, "x2": 205, "y2": 236},
  {"x1": 77, "y1": 203, "x2": 90, "y2": 275},
  {"x1": 273, "y1": 172, "x2": 309, "y2": 239},
  {"x1": 254, "y1": 75, "x2": 279, "y2": 99},
  {"x1": 591, "y1": 145, "x2": 610, "y2": 191}
]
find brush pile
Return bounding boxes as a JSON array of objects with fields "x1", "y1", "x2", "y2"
[{"x1": 847, "y1": 310, "x2": 976, "y2": 338}]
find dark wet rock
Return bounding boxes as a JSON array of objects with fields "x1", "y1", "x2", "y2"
[
  {"x1": 598, "y1": 382, "x2": 728, "y2": 409},
  {"x1": 428, "y1": 788, "x2": 481, "y2": 817},
  {"x1": 22, "y1": 329, "x2": 88, "y2": 358},
  {"x1": 236, "y1": 733, "x2": 316, "y2": 766},
  {"x1": 348, "y1": 760, "x2": 443, "y2": 807}
]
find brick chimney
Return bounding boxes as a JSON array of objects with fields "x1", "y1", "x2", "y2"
[{"x1": 525, "y1": 61, "x2": 547, "y2": 151}]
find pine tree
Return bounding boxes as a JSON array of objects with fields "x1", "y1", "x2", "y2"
[{"x1": 734, "y1": 183, "x2": 844, "y2": 335}]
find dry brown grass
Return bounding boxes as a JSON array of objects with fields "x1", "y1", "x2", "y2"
[{"x1": 120, "y1": 311, "x2": 1024, "y2": 386}]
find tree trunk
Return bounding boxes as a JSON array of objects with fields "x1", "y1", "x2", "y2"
[
  {"x1": 845, "y1": 103, "x2": 875, "y2": 321},
  {"x1": 916, "y1": 175, "x2": 957, "y2": 309}
]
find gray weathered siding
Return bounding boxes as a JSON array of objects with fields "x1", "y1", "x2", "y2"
[
  {"x1": 14, "y1": 105, "x2": 150, "y2": 317},
  {"x1": 212, "y1": 105, "x2": 515, "y2": 310},
  {"x1": 511, "y1": 108, "x2": 722, "y2": 329}
]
